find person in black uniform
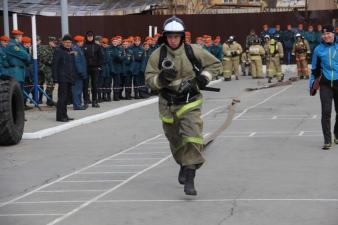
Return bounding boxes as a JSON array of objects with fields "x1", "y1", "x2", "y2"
[
  {"x1": 83, "y1": 31, "x2": 103, "y2": 108},
  {"x1": 52, "y1": 34, "x2": 76, "y2": 122}
]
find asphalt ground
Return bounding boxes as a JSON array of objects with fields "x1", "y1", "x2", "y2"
[{"x1": 1, "y1": 70, "x2": 338, "y2": 225}]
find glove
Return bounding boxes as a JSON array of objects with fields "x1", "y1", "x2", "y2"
[
  {"x1": 195, "y1": 75, "x2": 209, "y2": 89},
  {"x1": 158, "y1": 69, "x2": 177, "y2": 87},
  {"x1": 178, "y1": 79, "x2": 196, "y2": 94}
]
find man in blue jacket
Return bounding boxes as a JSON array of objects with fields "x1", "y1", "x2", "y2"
[
  {"x1": 118, "y1": 39, "x2": 134, "y2": 100},
  {"x1": 310, "y1": 25, "x2": 338, "y2": 150},
  {"x1": 131, "y1": 36, "x2": 148, "y2": 99},
  {"x1": 52, "y1": 34, "x2": 76, "y2": 122},
  {"x1": 109, "y1": 37, "x2": 122, "y2": 101},
  {"x1": 5, "y1": 30, "x2": 31, "y2": 89},
  {"x1": 282, "y1": 24, "x2": 295, "y2": 64},
  {"x1": 72, "y1": 35, "x2": 88, "y2": 110}
]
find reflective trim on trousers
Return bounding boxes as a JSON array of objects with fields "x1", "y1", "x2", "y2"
[
  {"x1": 160, "y1": 115, "x2": 174, "y2": 124},
  {"x1": 183, "y1": 136, "x2": 204, "y2": 145},
  {"x1": 176, "y1": 99, "x2": 203, "y2": 118}
]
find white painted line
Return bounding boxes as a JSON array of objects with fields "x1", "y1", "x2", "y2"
[
  {"x1": 23, "y1": 98, "x2": 159, "y2": 139},
  {"x1": 272, "y1": 116, "x2": 277, "y2": 120},
  {"x1": 14, "y1": 201, "x2": 86, "y2": 204},
  {"x1": 94, "y1": 165, "x2": 150, "y2": 167},
  {"x1": 37, "y1": 190, "x2": 107, "y2": 193},
  {"x1": 93, "y1": 198, "x2": 338, "y2": 203},
  {"x1": 144, "y1": 142, "x2": 169, "y2": 144},
  {"x1": 60, "y1": 180, "x2": 124, "y2": 183},
  {"x1": 12, "y1": 198, "x2": 338, "y2": 205},
  {"x1": 22, "y1": 78, "x2": 223, "y2": 140},
  {"x1": 201, "y1": 106, "x2": 224, "y2": 118},
  {"x1": 218, "y1": 134, "x2": 322, "y2": 138},
  {"x1": 46, "y1": 155, "x2": 172, "y2": 225},
  {"x1": 312, "y1": 114, "x2": 317, "y2": 119},
  {"x1": 122, "y1": 152, "x2": 167, "y2": 155},
  {"x1": 0, "y1": 134, "x2": 161, "y2": 208},
  {"x1": 0, "y1": 213, "x2": 64, "y2": 217},
  {"x1": 107, "y1": 158, "x2": 163, "y2": 160},
  {"x1": 298, "y1": 131, "x2": 305, "y2": 136},
  {"x1": 79, "y1": 172, "x2": 135, "y2": 174},
  {"x1": 234, "y1": 86, "x2": 292, "y2": 120},
  {"x1": 249, "y1": 132, "x2": 256, "y2": 137}
]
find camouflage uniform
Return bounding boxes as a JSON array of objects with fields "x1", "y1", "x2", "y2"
[{"x1": 38, "y1": 39, "x2": 55, "y2": 105}]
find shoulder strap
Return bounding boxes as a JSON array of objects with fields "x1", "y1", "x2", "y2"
[
  {"x1": 184, "y1": 44, "x2": 202, "y2": 74},
  {"x1": 158, "y1": 45, "x2": 167, "y2": 70}
]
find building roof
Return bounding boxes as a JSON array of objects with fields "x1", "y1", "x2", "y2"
[{"x1": 0, "y1": 0, "x2": 166, "y2": 16}]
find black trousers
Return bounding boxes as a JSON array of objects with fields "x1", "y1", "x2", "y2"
[
  {"x1": 121, "y1": 74, "x2": 132, "y2": 97},
  {"x1": 112, "y1": 73, "x2": 121, "y2": 96},
  {"x1": 320, "y1": 84, "x2": 338, "y2": 144},
  {"x1": 83, "y1": 67, "x2": 99, "y2": 102},
  {"x1": 57, "y1": 82, "x2": 72, "y2": 120}
]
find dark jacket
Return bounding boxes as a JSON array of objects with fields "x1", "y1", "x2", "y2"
[
  {"x1": 83, "y1": 39, "x2": 103, "y2": 68},
  {"x1": 132, "y1": 45, "x2": 145, "y2": 75},
  {"x1": 52, "y1": 45, "x2": 76, "y2": 83},
  {"x1": 118, "y1": 47, "x2": 134, "y2": 75},
  {"x1": 109, "y1": 45, "x2": 122, "y2": 75},
  {"x1": 73, "y1": 44, "x2": 88, "y2": 80}
]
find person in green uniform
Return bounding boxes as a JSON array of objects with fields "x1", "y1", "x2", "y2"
[{"x1": 145, "y1": 16, "x2": 222, "y2": 196}]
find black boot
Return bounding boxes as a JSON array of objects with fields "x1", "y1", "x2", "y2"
[
  {"x1": 46, "y1": 94, "x2": 55, "y2": 106},
  {"x1": 184, "y1": 168, "x2": 197, "y2": 196},
  {"x1": 92, "y1": 101, "x2": 100, "y2": 108},
  {"x1": 113, "y1": 93, "x2": 120, "y2": 101},
  {"x1": 39, "y1": 92, "x2": 43, "y2": 104},
  {"x1": 106, "y1": 93, "x2": 112, "y2": 102},
  {"x1": 97, "y1": 93, "x2": 103, "y2": 103},
  {"x1": 125, "y1": 93, "x2": 132, "y2": 100},
  {"x1": 134, "y1": 91, "x2": 141, "y2": 99},
  {"x1": 178, "y1": 166, "x2": 186, "y2": 185}
]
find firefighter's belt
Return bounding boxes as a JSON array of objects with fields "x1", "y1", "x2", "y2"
[{"x1": 160, "y1": 89, "x2": 199, "y2": 106}]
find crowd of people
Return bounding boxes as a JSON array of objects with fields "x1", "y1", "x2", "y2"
[{"x1": 0, "y1": 22, "x2": 337, "y2": 122}]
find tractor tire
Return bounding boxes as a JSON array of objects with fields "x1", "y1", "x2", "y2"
[{"x1": 0, "y1": 76, "x2": 25, "y2": 145}]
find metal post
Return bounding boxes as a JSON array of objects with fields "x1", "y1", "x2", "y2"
[
  {"x1": 149, "y1": 25, "x2": 153, "y2": 37},
  {"x1": 154, "y1": 26, "x2": 158, "y2": 35},
  {"x1": 13, "y1": 13, "x2": 18, "y2": 30},
  {"x1": 60, "y1": 0, "x2": 69, "y2": 35},
  {"x1": 3, "y1": 0, "x2": 9, "y2": 36},
  {"x1": 31, "y1": 15, "x2": 39, "y2": 103}
]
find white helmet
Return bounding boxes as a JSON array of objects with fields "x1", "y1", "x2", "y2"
[
  {"x1": 295, "y1": 33, "x2": 302, "y2": 38},
  {"x1": 163, "y1": 16, "x2": 185, "y2": 34}
]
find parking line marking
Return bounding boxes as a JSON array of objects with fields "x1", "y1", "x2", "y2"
[
  {"x1": 272, "y1": 116, "x2": 277, "y2": 119},
  {"x1": 107, "y1": 158, "x2": 163, "y2": 160},
  {"x1": 249, "y1": 132, "x2": 256, "y2": 137},
  {"x1": 11, "y1": 198, "x2": 338, "y2": 205},
  {"x1": 234, "y1": 86, "x2": 291, "y2": 120},
  {"x1": 94, "y1": 165, "x2": 150, "y2": 167},
  {"x1": 79, "y1": 172, "x2": 135, "y2": 174},
  {"x1": 60, "y1": 180, "x2": 124, "y2": 183},
  {"x1": 298, "y1": 131, "x2": 304, "y2": 136},
  {"x1": 0, "y1": 214, "x2": 64, "y2": 217},
  {"x1": 0, "y1": 134, "x2": 161, "y2": 209},
  {"x1": 46, "y1": 155, "x2": 172, "y2": 225},
  {"x1": 312, "y1": 115, "x2": 317, "y2": 119},
  {"x1": 37, "y1": 190, "x2": 108, "y2": 193},
  {"x1": 121, "y1": 152, "x2": 168, "y2": 155}
]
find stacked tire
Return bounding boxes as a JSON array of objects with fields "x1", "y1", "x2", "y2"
[{"x1": 0, "y1": 76, "x2": 25, "y2": 145}]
